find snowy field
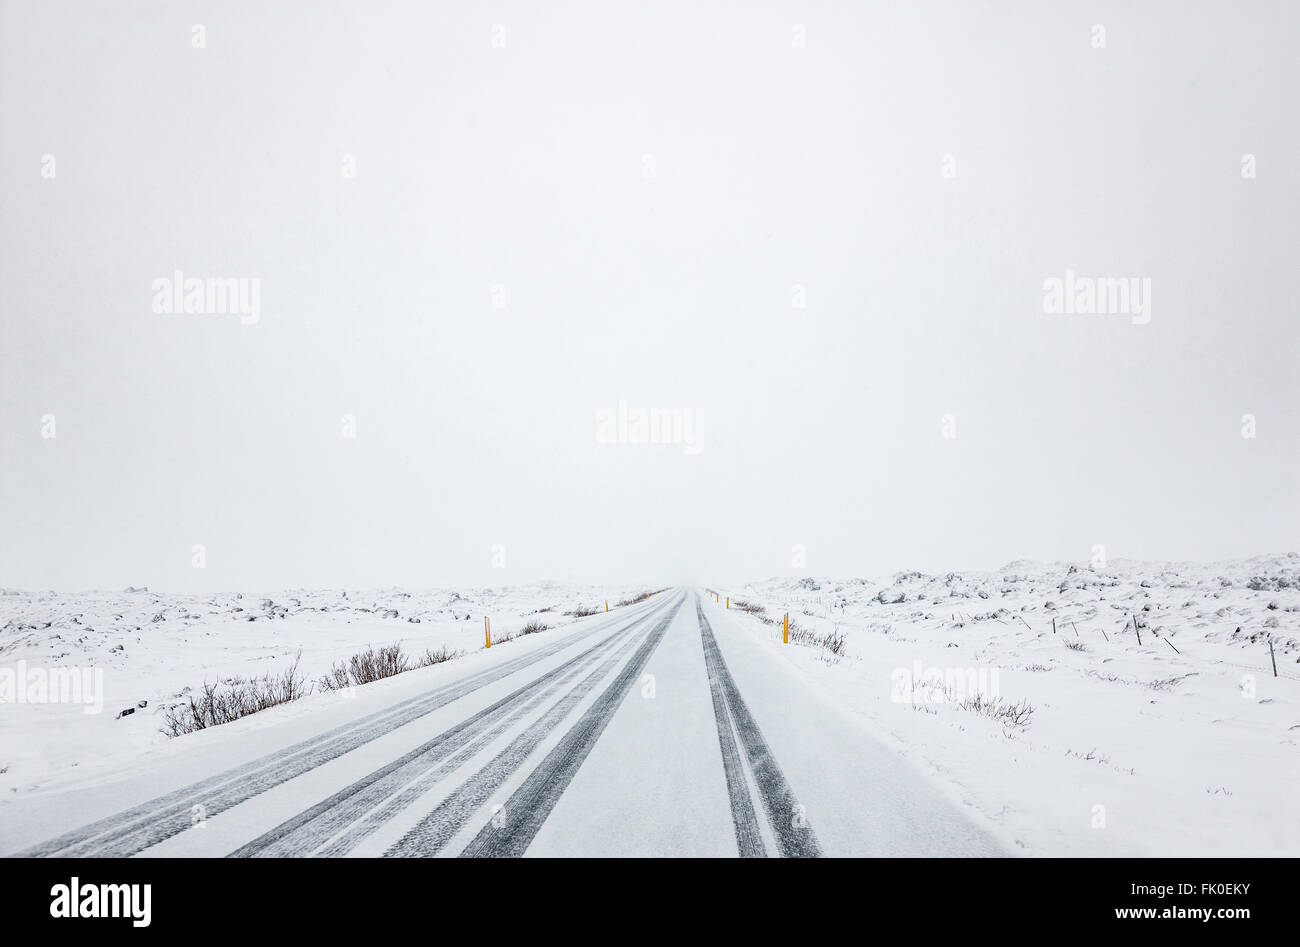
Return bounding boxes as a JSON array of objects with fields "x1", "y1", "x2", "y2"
[
  {"x1": 0, "y1": 583, "x2": 648, "y2": 796},
  {"x1": 714, "y1": 553, "x2": 1300, "y2": 856},
  {"x1": 2, "y1": 557, "x2": 1297, "y2": 857}
]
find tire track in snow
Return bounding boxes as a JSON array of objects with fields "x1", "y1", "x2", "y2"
[
  {"x1": 386, "y1": 595, "x2": 681, "y2": 857},
  {"x1": 20, "y1": 597, "x2": 670, "y2": 857},
  {"x1": 454, "y1": 596, "x2": 681, "y2": 857},
  {"x1": 696, "y1": 600, "x2": 822, "y2": 858},
  {"x1": 231, "y1": 606, "x2": 655, "y2": 856},
  {"x1": 312, "y1": 642, "x2": 620, "y2": 857},
  {"x1": 695, "y1": 597, "x2": 765, "y2": 857}
]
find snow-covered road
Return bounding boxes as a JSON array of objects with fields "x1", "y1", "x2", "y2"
[{"x1": 9, "y1": 590, "x2": 1006, "y2": 857}]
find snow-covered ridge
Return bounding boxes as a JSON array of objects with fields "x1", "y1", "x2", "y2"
[{"x1": 736, "y1": 552, "x2": 1299, "y2": 668}]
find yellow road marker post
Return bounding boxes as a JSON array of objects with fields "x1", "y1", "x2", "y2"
[
  {"x1": 783, "y1": 613, "x2": 789, "y2": 644},
  {"x1": 485, "y1": 616, "x2": 491, "y2": 648}
]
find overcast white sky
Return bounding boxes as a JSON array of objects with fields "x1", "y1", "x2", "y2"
[{"x1": 2, "y1": 1, "x2": 1297, "y2": 593}]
